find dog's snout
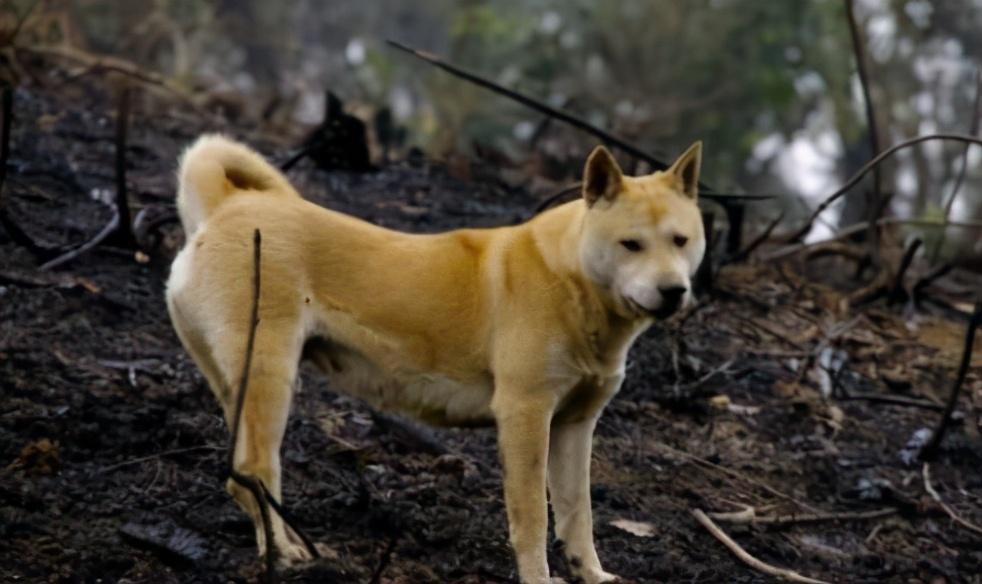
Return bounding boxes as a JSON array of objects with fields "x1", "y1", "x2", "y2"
[
  {"x1": 659, "y1": 285, "x2": 687, "y2": 305},
  {"x1": 654, "y1": 285, "x2": 687, "y2": 317}
]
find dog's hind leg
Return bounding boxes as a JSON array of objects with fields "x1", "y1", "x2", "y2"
[
  {"x1": 169, "y1": 288, "x2": 316, "y2": 566},
  {"x1": 218, "y1": 320, "x2": 318, "y2": 567}
]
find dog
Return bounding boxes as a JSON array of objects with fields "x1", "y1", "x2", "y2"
[{"x1": 166, "y1": 134, "x2": 705, "y2": 584}]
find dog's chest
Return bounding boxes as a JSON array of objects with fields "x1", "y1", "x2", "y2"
[{"x1": 303, "y1": 337, "x2": 495, "y2": 426}]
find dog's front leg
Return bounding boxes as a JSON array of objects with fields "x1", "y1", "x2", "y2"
[
  {"x1": 493, "y1": 388, "x2": 560, "y2": 584},
  {"x1": 548, "y1": 416, "x2": 619, "y2": 583}
]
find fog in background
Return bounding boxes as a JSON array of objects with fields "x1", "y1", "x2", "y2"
[{"x1": 15, "y1": 0, "x2": 982, "y2": 255}]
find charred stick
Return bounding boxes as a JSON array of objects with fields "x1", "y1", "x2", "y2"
[
  {"x1": 226, "y1": 229, "x2": 277, "y2": 579},
  {"x1": 110, "y1": 84, "x2": 136, "y2": 248},
  {"x1": 727, "y1": 211, "x2": 784, "y2": 263},
  {"x1": 922, "y1": 463, "x2": 982, "y2": 536},
  {"x1": 920, "y1": 300, "x2": 982, "y2": 461},
  {"x1": 387, "y1": 39, "x2": 774, "y2": 206},
  {"x1": 369, "y1": 532, "x2": 400, "y2": 584},
  {"x1": 839, "y1": 392, "x2": 944, "y2": 412},
  {"x1": 386, "y1": 40, "x2": 679, "y2": 175},
  {"x1": 695, "y1": 211, "x2": 716, "y2": 293},
  {"x1": 709, "y1": 505, "x2": 896, "y2": 526},
  {"x1": 888, "y1": 237, "x2": 922, "y2": 304},
  {"x1": 912, "y1": 263, "x2": 953, "y2": 304},
  {"x1": 785, "y1": 134, "x2": 982, "y2": 243},
  {"x1": 768, "y1": 217, "x2": 982, "y2": 262},
  {"x1": 724, "y1": 204, "x2": 745, "y2": 255},
  {"x1": 530, "y1": 184, "x2": 580, "y2": 217},
  {"x1": 0, "y1": 85, "x2": 11, "y2": 201},
  {"x1": 692, "y1": 509, "x2": 831, "y2": 584},
  {"x1": 227, "y1": 229, "x2": 264, "y2": 472},
  {"x1": 845, "y1": 0, "x2": 884, "y2": 256},
  {"x1": 39, "y1": 211, "x2": 120, "y2": 271},
  {"x1": 934, "y1": 68, "x2": 982, "y2": 263},
  {"x1": 0, "y1": 84, "x2": 50, "y2": 255},
  {"x1": 226, "y1": 230, "x2": 320, "y2": 581},
  {"x1": 40, "y1": 85, "x2": 138, "y2": 269}
]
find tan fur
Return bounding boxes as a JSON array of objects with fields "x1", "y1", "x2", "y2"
[{"x1": 166, "y1": 134, "x2": 706, "y2": 584}]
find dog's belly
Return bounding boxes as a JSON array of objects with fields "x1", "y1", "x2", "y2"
[{"x1": 303, "y1": 337, "x2": 495, "y2": 427}]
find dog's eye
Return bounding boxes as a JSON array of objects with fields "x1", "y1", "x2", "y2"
[
  {"x1": 620, "y1": 239, "x2": 643, "y2": 252},
  {"x1": 673, "y1": 234, "x2": 688, "y2": 248}
]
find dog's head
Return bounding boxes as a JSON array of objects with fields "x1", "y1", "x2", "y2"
[{"x1": 578, "y1": 142, "x2": 706, "y2": 320}]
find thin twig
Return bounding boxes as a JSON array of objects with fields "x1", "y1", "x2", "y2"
[
  {"x1": 386, "y1": 40, "x2": 680, "y2": 174},
  {"x1": 784, "y1": 134, "x2": 982, "y2": 243},
  {"x1": 2, "y1": 0, "x2": 40, "y2": 45},
  {"x1": 40, "y1": 86, "x2": 138, "y2": 269},
  {"x1": 224, "y1": 230, "x2": 320, "y2": 582},
  {"x1": 709, "y1": 505, "x2": 896, "y2": 526},
  {"x1": 109, "y1": 84, "x2": 136, "y2": 248},
  {"x1": 530, "y1": 184, "x2": 581, "y2": 217},
  {"x1": 15, "y1": 45, "x2": 199, "y2": 108},
  {"x1": 887, "y1": 237, "x2": 922, "y2": 304},
  {"x1": 727, "y1": 211, "x2": 785, "y2": 263},
  {"x1": 692, "y1": 509, "x2": 832, "y2": 584},
  {"x1": 658, "y1": 443, "x2": 820, "y2": 513},
  {"x1": 766, "y1": 216, "x2": 982, "y2": 261},
  {"x1": 839, "y1": 392, "x2": 943, "y2": 412},
  {"x1": 0, "y1": 84, "x2": 52, "y2": 256},
  {"x1": 935, "y1": 67, "x2": 982, "y2": 262},
  {"x1": 225, "y1": 229, "x2": 276, "y2": 581},
  {"x1": 919, "y1": 300, "x2": 982, "y2": 461},
  {"x1": 39, "y1": 211, "x2": 120, "y2": 271},
  {"x1": 98, "y1": 445, "x2": 222, "y2": 473},
  {"x1": 387, "y1": 39, "x2": 773, "y2": 204},
  {"x1": 845, "y1": 0, "x2": 884, "y2": 256},
  {"x1": 922, "y1": 463, "x2": 982, "y2": 537},
  {"x1": 912, "y1": 263, "x2": 953, "y2": 304}
]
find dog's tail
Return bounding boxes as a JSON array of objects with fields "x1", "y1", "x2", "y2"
[{"x1": 176, "y1": 134, "x2": 298, "y2": 237}]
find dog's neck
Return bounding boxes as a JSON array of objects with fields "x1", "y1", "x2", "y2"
[{"x1": 529, "y1": 201, "x2": 650, "y2": 364}]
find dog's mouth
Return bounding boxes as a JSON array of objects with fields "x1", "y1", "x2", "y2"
[
  {"x1": 621, "y1": 296, "x2": 682, "y2": 320},
  {"x1": 622, "y1": 296, "x2": 651, "y2": 319}
]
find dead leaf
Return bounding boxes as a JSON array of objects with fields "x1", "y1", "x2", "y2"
[
  {"x1": 610, "y1": 519, "x2": 655, "y2": 537},
  {"x1": 8, "y1": 438, "x2": 60, "y2": 475}
]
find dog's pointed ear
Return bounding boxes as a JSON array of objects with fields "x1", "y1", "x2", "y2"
[
  {"x1": 668, "y1": 141, "x2": 702, "y2": 201},
  {"x1": 583, "y1": 145, "x2": 624, "y2": 206}
]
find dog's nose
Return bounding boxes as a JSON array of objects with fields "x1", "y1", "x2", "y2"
[{"x1": 658, "y1": 285, "x2": 687, "y2": 312}]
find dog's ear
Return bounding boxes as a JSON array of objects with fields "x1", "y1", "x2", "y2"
[
  {"x1": 583, "y1": 145, "x2": 624, "y2": 206},
  {"x1": 668, "y1": 141, "x2": 702, "y2": 201}
]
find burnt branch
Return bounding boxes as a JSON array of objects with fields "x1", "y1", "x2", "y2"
[
  {"x1": 0, "y1": 84, "x2": 64, "y2": 257},
  {"x1": 785, "y1": 134, "x2": 982, "y2": 243},
  {"x1": 109, "y1": 84, "x2": 136, "y2": 247},
  {"x1": 386, "y1": 40, "x2": 678, "y2": 173},
  {"x1": 41, "y1": 85, "x2": 137, "y2": 270},
  {"x1": 845, "y1": 0, "x2": 884, "y2": 254},
  {"x1": 887, "y1": 237, "x2": 922, "y2": 304},
  {"x1": 934, "y1": 68, "x2": 982, "y2": 262},
  {"x1": 919, "y1": 300, "x2": 982, "y2": 462},
  {"x1": 726, "y1": 211, "x2": 785, "y2": 264},
  {"x1": 225, "y1": 230, "x2": 320, "y2": 583},
  {"x1": 39, "y1": 211, "x2": 120, "y2": 271},
  {"x1": 387, "y1": 39, "x2": 771, "y2": 205},
  {"x1": 912, "y1": 263, "x2": 953, "y2": 305}
]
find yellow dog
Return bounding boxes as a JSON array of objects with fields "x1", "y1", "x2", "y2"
[{"x1": 166, "y1": 135, "x2": 705, "y2": 583}]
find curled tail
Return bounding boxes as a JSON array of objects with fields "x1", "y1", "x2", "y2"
[{"x1": 176, "y1": 134, "x2": 298, "y2": 237}]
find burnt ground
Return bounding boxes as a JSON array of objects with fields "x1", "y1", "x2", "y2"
[{"x1": 1, "y1": 80, "x2": 981, "y2": 584}]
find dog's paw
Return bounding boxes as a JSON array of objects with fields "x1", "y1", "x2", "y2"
[
  {"x1": 580, "y1": 569, "x2": 621, "y2": 584},
  {"x1": 275, "y1": 544, "x2": 313, "y2": 568}
]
